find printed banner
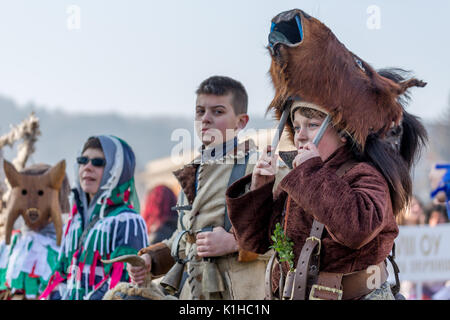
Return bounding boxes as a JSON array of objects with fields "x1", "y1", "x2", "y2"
[{"x1": 388, "y1": 224, "x2": 450, "y2": 282}]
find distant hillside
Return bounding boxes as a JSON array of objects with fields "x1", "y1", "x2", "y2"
[
  {"x1": 0, "y1": 95, "x2": 279, "y2": 183},
  {"x1": 1, "y1": 94, "x2": 448, "y2": 205}
]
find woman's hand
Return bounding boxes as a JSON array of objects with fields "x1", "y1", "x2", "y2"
[
  {"x1": 251, "y1": 145, "x2": 277, "y2": 191},
  {"x1": 196, "y1": 227, "x2": 239, "y2": 257},
  {"x1": 292, "y1": 142, "x2": 320, "y2": 168},
  {"x1": 127, "y1": 253, "x2": 151, "y2": 286}
]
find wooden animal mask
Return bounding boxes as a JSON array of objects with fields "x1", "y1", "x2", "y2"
[
  {"x1": 267, "y1": 9, "x2": 426, "y2": 148},
  {"x1": 3, "y1": 160, "x2": 66, "y2": 246}
]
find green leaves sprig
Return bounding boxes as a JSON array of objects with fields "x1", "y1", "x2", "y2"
[{"x1": 269, "y1": 222, "x2": 295, "y2": 271}]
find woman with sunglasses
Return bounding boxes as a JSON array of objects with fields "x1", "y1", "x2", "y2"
[{"x1": 40, "y1": 135, "x2": 149, "y2": 300}]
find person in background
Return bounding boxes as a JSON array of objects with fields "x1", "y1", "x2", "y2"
[
  {"x1": 396, "y1": 195, "x2": 427, "y2": 226},
  {"x1": 141, "y1": 185, "x2": 178, "y2": 245},
  {"x1": 429, "y1": 163, "x2": 449, "y2": 206},
  {"x1": 399, "y1": 203, "x2": 449, "y2": 299},
  {"x1": 397, "y1": 195, "x2": 427, "y2": 299},
  {"x1": 426, "y1": 203, "x2": 449, "y2": 227},
  {"x1": 420, "y1": 203, "x2": 449, "y2": 299}
]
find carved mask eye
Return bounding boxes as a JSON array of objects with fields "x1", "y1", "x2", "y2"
[
  {"x1": 38, "y1": 190, "x2": 44, "y2": 196},
  {"x1": 22, "y1": 189, "x2": 27, "y2": 196}
]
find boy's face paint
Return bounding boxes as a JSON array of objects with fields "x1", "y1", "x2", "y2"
[
  {"x1": 195, "y1": 93, "x2": 248, "y2": 147},
  {"x1": 292, "y1": 109, "x2": 345, "y2": 161}
]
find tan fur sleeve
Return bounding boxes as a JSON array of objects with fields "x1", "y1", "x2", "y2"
[{"x1": 229, "y1": 226, "x2": 260, "y2": 262}]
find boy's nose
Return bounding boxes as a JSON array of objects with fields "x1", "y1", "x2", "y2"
[
  {"x1": 297, "y1": 127, "x2": 308, "y2": 140},
  {"x1": 294, "y1": 130, "x2": 309, "y2": 148},
  {"x1": 201, "y1": 111, "x2": 212, "y2": 123}
]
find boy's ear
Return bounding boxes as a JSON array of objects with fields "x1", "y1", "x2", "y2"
[
  {"x1": 236, "y1": 114, "x2": 249, "y2": 130},
  {"x1": 338, "y1": 130, "x2": 348, "y2": 144}
]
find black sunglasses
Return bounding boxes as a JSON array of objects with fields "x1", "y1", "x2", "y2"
[{"x1": 77, "y1": 156, "x2": 106, "y2": 167}]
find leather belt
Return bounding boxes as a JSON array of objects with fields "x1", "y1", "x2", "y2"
[
  {"x1": 342, "y1": 261, "x2": 388, "y2": 300},
  {"x1": 309, "y1": 261, "x2": 389, "y2": 300}
]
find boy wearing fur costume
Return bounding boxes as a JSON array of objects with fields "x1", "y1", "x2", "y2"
[
  {"x1": 127, "y1": 76, "x2": 288, "y2": 300},
  {"x1": 226, "y1": 9, "x2": 428, "y2": 300}
]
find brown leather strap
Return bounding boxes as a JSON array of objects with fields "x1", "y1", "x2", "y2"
[
  {"x1": 387, "y1": 243, "x2": 401, "y2": 295},
  {"x1": 291, "y1": 219, "x2": 324, "y2": 300},
  {"x1": 264, "y1": 252, "x2": 277, "y2": 300},
  {"x1": 278, "y1": 261, "x2": 285, "y2": 299},
  {"x1": 282, "y1": 270, "x2": 295, "y2": 299}
]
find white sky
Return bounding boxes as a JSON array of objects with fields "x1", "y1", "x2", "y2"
[{"x1": 0, "y1": 0, "x2": 449, "y2": 121}]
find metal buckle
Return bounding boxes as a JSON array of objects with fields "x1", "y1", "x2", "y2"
[
  {"x1": 306, "y1": 236, "x2": 321, "y2": 256},
  {"x1": 309, "y1": 284, "x2": 343, "y2": 300}
]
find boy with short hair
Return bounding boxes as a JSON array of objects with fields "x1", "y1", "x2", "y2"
[{"x1": 128, "y1": 75, "x2": 288, "y2": 299}]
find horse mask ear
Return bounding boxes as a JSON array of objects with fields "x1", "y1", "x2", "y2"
[
  {"x1": 47, "y1": 160, "x2": 66, "y2": 190},
  {"x1": 3, "y1": 160, "x2": 21, "y2": 188}
]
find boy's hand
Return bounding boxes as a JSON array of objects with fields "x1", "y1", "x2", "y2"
[
  {"x1": 127, "y1": 253, "x2": 151, "y2": 286},
  {"x1": 292, "y1": 142, "x2": 320, "y2": 168},
  {"x1": 251, "y1": 145, "x2": 277, "y2": 191},
  {"x1": 196, "y1": 227, "x2": 238, "y2": 257}
]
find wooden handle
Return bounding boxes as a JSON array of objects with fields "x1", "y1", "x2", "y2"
[
  {"x1": 101, "y1": 254, "x2": 146, "y2": 267},
  {"x1": 101, "y1": 254, "x2": 152, "y2": 288}
]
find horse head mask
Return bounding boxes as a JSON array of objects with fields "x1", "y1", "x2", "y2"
[{"x1": 267, "y1": 9, "x2": 426, "y2": 148}]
